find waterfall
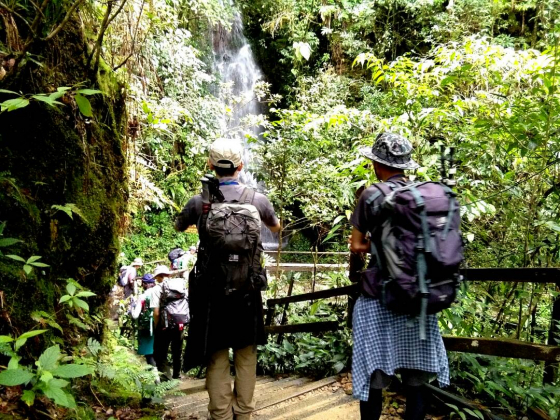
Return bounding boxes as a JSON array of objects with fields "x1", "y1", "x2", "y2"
[{"x1": 211, "y1": 13, "x2": 286, "y2": 251}]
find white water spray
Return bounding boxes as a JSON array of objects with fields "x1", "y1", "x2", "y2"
[{"x1": 211, "y1": 13, "x2": 285, "y2": 250}]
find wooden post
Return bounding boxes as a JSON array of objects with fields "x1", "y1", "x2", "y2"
[
  {"x1": 544, "y1": 280, "x2": 560, "y2": 384},
  {"x1": 276, "y1": 272, "x2": 295, "y2": 344},
  {"x1": 265, "y1": 306, "x2": 276, "y2": 327}
]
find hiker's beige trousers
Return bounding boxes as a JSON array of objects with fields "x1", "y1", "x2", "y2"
[{"x1": 206, "y1": 345, "x2": 257, "y2": 420}]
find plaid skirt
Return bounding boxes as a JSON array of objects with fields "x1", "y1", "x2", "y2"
[{"x1": 352, "y1": 296, "x2": 450, "y2": 401}]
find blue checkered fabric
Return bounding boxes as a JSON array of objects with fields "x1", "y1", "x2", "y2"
[{"x1": 352, "y1": 296, "x2": 450, "y2": 401}]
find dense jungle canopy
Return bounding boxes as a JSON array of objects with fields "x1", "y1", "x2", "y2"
[{"x1": 0, "y1": 0, "x2": 560, "y2": 418}]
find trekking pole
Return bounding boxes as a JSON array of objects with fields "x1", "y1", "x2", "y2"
[
  {"x1": 447, "y1": 147, "x2": 457, "y2": 187},
  {"x1": 201, "y1": 176, "x2": 210, "y2": 206},
  {"x1": 439, "y1": 144, "x2": 447, "y2": 184},
  {"x1": 205, "y1": 173, "x2": 224, "y2": 203}
]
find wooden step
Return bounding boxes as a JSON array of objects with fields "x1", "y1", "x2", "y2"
[
  {"x1": 168, "y1": 376, "x2": 343, "y2": 419},
  {"x1": 255, "y1": 385, "x2": 353, "y2": 419},
  {"x1": 169, "y1": 376, "x2": 318, "y2": 417}
]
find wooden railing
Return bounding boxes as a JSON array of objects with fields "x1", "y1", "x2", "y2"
[{"x1": 264, "y1": 267, "x2": 560, "y2": 383}]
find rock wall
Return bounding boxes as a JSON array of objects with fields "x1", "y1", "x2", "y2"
[{"x1": 0, "y1": 18, "x2": 127, "y2": 334}]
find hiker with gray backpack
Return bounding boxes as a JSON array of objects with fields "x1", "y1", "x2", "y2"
[
  {"x1": 349, "y1": 132, "x2": 463, "y2": 420},
  {"x1": 151, "y1": 265, "x2": 189, "y2": 380},
  {"x1": 175, "y1": 138, "x2": 280, "y2": 420}
]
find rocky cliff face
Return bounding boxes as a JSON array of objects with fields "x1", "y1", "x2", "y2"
[{"x1": 0, "y1": 17, "x2": 127, "y2": 333}]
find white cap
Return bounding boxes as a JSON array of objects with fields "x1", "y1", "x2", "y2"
[
  {"x1": 154, "y1": 265, "x2": 171, "y2": 276},
  {"x1": 209, "y1": 138, "x2": 243, "y2": 169},
  {"x1": 131, "y1": 258, "x2": 143, "y2": 267}
]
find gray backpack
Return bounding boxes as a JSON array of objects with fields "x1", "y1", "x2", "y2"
[
  {"x1": 161, "y1": 278, "x2": 189, "y2": 328},
  {"x1": 205, "y1": 188, "x2": 262, "y2": 294}
]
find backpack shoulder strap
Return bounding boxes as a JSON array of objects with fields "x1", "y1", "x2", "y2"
[
  {"x1": 239, "y1": 187, "x2": 256, "y2": 204},
  {"x1": 365, "y1": 183, "x2": 389, "y2": 205}
]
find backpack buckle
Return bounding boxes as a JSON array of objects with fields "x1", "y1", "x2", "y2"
[{"x1": 416, "y1": 235, "x2": 425, "y2": 251}]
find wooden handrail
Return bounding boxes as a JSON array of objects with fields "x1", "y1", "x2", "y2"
[
  {"x1": 264, "y1": 323, "x2": 560, "y2": 362},
  {"x1": 463, "y1": 268, "x2": 560, "y2": 283},
  {"x1": 264, "y1": 267, "x2": 560, "y2": 369},
  {"x1": 266, "y1": 268, "x2": 560, "y2": 307},
  {"x1": 266, "y1": 285, "x2": 357, "y2": 306}
]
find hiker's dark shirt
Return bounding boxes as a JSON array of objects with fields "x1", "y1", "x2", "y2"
[
  {"x1": 350, "y1": 174, "x2": 408, "y2": 234},
  {"x1": 177, "y1": 177, "x2": 279, "y2": 364},
  {"x1": 175, "y1": 177, "x2": 279, "y2": 232}
]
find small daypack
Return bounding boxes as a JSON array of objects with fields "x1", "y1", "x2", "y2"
[
  {"x1": 137, "y1": 295, "x2": 153, "y2": 335},
  {"x1": 168, "y1": 248, "x2": 186, "y2": 266},
  {"x1": 161, "y1": 278, "x2": 189, "y2": 328},
  {"x1": 117, "y1": 266, "x2": 131, "y2": 287},
  {"x1": 361, "y1": 181, "x2": 463, "y2": 339},
  {"x1": 205, "y1": 187, "x2": 263, "y2": 294}
]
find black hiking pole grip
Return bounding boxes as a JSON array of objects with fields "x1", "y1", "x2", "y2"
[
  {"x1": 440, "y1": 144, "x2": 447, "y2": 184},
  {"x1": 447, "y1": 147, "x2": 457, "y2": 187}
]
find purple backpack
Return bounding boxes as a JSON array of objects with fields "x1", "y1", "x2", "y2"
[{"x1": 361, "y1": 181, "x2": 463, "y2": 339}]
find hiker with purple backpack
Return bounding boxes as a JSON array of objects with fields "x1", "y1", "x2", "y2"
[{"x1": 349, "y1": 132, "x2": 463, "y2": 420}]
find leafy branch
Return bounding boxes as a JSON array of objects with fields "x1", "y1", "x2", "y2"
[{"x1": 0, "y1": 87, "x2": 102, "y2": 117}]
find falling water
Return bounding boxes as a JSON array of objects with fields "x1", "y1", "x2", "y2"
[{"x1": 211, "y1": 13, "x2": 286, "y2": 250}]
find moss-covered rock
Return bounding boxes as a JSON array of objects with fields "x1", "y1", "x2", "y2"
[{"x1": 0, "y1": 18, "x2": 127, "y2": 336}]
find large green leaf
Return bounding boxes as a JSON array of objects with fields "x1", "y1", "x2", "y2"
[
  {"x1": 42, "y1": 382, "x2": 76, "y2": 408},
  {"x1": 75, "y1": 89, "x2": 103, "y2": 96},
  {"x1": 0, "y1": 335, "x2": 13, "y2": 343},
  {"x1": 21, "y1": 390, "x2": 35, "y2": 406},
  {"x1": 66, "y1": 283, "x2": 76, "y2": 296},
  {"x1": 75, "y1": 94, "x2": 93, "y2": 117},
  {"x1": 30, "y1": 262, "x2": 49, "y2": 268},
  {"x1": 38, "y1": 345, "x2": 61, "y2": 371},
  {"x1": 59, "y1": 295, "x2": 72, "y2": 304},
  {"x1": 18, "y1": 329, "x2": 48, "y2": 340},
  {"x1": 31, "y1": 311, "x2": 63, "y2": 333},
  {"x1": 31, "y1": 94, "x2": 63, "y2": 107},
  {"x1": 0, "y1": 238, "x2": 21, "y2": 247},
  {"x1": 15, "y1": 329, "x2": 48, "y2": 350},
  {"x1": 5, "y1": 254, "x2": 25, "y2": 262},
  {"x1": 50, "y1": 378, "x2": 69, "y2": 388},
  {"x1": 0, "y1": 368, "x2": 34, "y2": 386},
  {"x1": 1, "y1": 97, "x2": 30, "y2": 112},
  {"x1": 8, "y1": 355, "x2": 21, "y2": 370},
  {"x1": 75, "y1": 291, "x2": 96, "y2": 298},
  {"x1": 52, "y1": 363, "x2": 92, "y2": 378},
  {"x1": 73, "y1": 297, "x2": 89, "y2": 311}
]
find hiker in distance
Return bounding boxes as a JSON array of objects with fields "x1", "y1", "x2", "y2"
[
  {"x1": 151, "y1": 265, "x2": 189, "y2": 380},
  {"x1": 349, "y1": 132, "x2": 461, "y2": 420},
  {"x1": 175, "y1": 138, "x2": 281, "y2": 420},
  {"x1": 119, "y1": 257, "x2": 143, "y2": 298}
]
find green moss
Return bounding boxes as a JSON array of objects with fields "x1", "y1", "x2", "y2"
[{"x1": 0, "y1": 17, "x2": 127, "y2": 339}]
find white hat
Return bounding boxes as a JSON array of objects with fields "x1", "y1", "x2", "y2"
[
  {"x1": 209, "y1": 138, "x2": 243, "y2": 169},
  {"x1": 153, "y1": 265, "x2": 171, "y2": 277},
  {"x1": 131, "y1": 258, "x2": 143, "y2": 267}
]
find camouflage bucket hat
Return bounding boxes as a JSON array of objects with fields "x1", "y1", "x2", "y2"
[{"x1": 359, "y1": 132, "x2": 419, "y2": 170}]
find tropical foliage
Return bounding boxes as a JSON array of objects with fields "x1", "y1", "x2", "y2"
[{"x1": 2, "y1": 0, "x2": 560, "y2": 417}]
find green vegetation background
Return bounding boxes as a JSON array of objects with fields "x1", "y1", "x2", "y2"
[{"x1": 1, "y1": 0, "x2": 560, "y2": 418}]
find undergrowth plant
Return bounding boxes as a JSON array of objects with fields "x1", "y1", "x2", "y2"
[
  {"x1": 0, "y1": 279, "x2": 98, "y2": 409},
  {"x1": 78, "y1": 333, "x2": 180, "y2": 404}
]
